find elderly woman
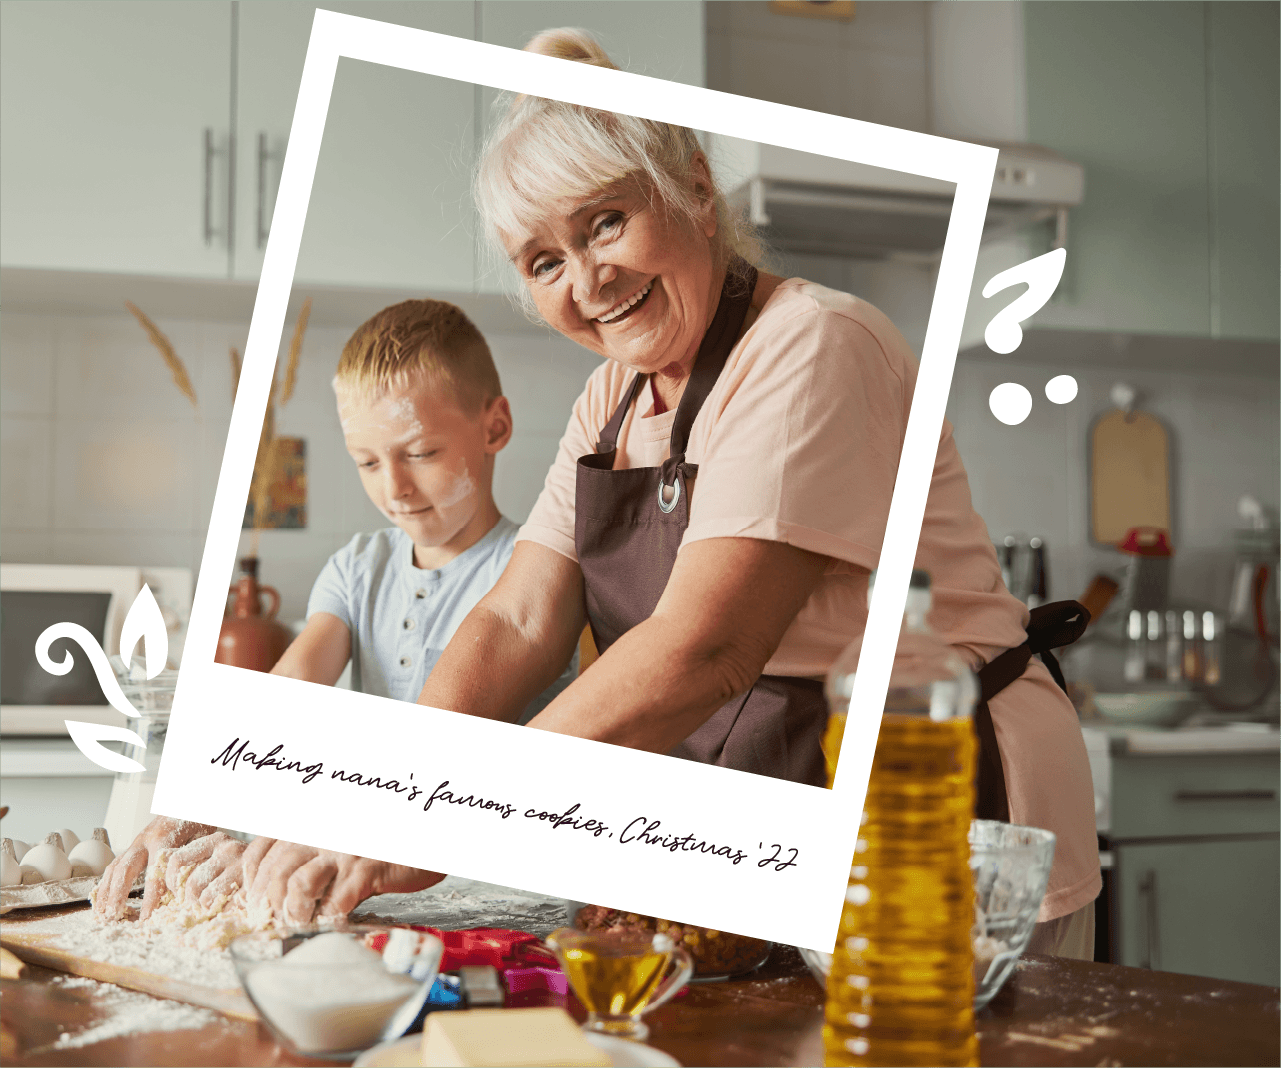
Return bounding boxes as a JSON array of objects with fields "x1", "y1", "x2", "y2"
[{"x1": 97, "y1": 29, "x2": 1098, "y2": 958}]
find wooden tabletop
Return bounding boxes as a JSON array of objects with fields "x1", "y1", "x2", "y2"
[{"x1": 2, "y1": 944, "x2": 1277, "y2": 1067}]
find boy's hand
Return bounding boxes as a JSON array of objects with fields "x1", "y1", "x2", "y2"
[
  {"x1": 243, "y1": 839, "x2": 446, "y2": 924},
  {"x1": 93, "y1": 817, "x2": 217, "y2": 921}
]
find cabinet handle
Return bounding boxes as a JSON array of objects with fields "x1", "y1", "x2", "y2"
[
  {"x1": 1138, "y1": 869, "x2": 1161, "y2": 971},
  {"x1": 203, "y1": 127, "x2": 215, "y2": 246},
  {"x1": 1174, "y1": 789, "x2": 1276, "y2": 802},
  {"x1": 256, "y1": 132, "x2": 270, "y2": 250}
]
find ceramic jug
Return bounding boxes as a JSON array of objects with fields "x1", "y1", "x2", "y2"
[{"x1": 215, "y1": 557, "x2": 294, "y2": 672}]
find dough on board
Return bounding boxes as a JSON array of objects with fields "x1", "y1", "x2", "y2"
[{"x1": 139, "y1": 848, "x2": 278, "y2": 951}]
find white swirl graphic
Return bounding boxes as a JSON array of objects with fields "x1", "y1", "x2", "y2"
[{"x1": 35, "y1": 622, "x2": 141, "y2": 721}]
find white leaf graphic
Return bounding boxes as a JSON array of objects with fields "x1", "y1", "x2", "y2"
[
  {"x1": 35, "y1": 623, "x2": 141, "y2": 719},
  {"x1": 119, "y1": 583, "x2": 168, "y2": 679},
  {"x1": 65, "y1": 720, "x2": 148, "y2": 774}
]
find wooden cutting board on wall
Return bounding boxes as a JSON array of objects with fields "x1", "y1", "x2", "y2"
[{"x1": 1091, "y1": 409, "x2": 1171, "y2": 545}]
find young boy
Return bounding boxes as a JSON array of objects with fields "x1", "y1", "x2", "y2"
[{"x1": 271, "y1": 298, "x2": 575, "y2": 720}]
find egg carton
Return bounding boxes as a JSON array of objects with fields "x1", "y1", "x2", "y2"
[
  {"x1": 1, "y1": 828, "x2": 133, "y2": 915},
  {"x1": 0, "y1": 873, "x2": 146, "y2": 915}
]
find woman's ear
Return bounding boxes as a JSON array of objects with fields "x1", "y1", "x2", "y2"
[
  {"x1": 689, "y1": 152, "x2": 718, "y2": 239},
  {"x1": 483, "y1": 396, "x2": 514, "y2": 454}
]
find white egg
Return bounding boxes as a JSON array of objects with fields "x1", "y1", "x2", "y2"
[
  {"x1": 21, "y1": 832, "x2": 72, "y2": 883},
  {"x1": 68, "y1": 837, "x2": 115, "y2": 878},
  {"x1": 10, "y1": 839, "x2": 30, "y2": 862},
  {"x1": 0, "y1": 840, "x2": 21, "y2": 886},
  {"x1": 53, "y1": 828, "x2": 81, "y2": 851}
]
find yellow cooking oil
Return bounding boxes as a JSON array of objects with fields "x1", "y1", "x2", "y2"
[
  {"x1": 821, "y1": 570, "x2": 979, "y2": 1068},
  {"x1": 553, "y1": 939, "x2": 670, "y2": 1016}
]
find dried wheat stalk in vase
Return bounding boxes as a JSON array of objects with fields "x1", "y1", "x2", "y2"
[
  {"x1": 248, "y1": 374, "x2": 279, "y2": 537},
  {"x1": 125, "y1": 301, "x2": 198, "y2": 408},
  {"x1": 279, "y1": 297, "x2": 311, "y2": 407},
  {"x1": 230, "y1": 347, "x2": 243, "y2": 401}
]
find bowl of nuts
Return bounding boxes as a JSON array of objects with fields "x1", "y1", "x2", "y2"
[{"x1": 565, "y1": 902, "x2": 772, "y2": 980}]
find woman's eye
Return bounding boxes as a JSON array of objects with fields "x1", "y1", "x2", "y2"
[
  {"x1": 594, "y1": 213, "x2": 623, "y2": 238},
  {"x1": 531, "y1": 258, "x2": 560, "y2": 280},
  {"x1": 408, "y1": 451, "x2": 439, "y2": 460},
  {"x1": 358, "y1": 460, "x2": 377, "y2": 469}
]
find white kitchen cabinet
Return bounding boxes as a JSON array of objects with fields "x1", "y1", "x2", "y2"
[
  {"x1": 1115, "y1": 836, "x2": 1280, "y2": 987},
  {"x1": 1109, "y1": 750, "x2": 1280, "y2": 987},
  {"x1": 1, "y1": 1, "x2": 704, "y2": 294},
  {"x1": 473, "y1": 0, "x2": 705, "y2": 293},
  {"x1": 1205, "y1": 2, "x2": 1281, "y2": 342},
  {"x1": 235, "y1": 2, "x2": 477, "y2": 290},
  {"x1": 0, "y1": 1, "x2": 234, "y2": 278},
  {"x1": 1024, "y1": 1, "x2": 1279, "y2": 341}
]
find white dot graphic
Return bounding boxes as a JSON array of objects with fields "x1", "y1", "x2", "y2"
[
  {"x1": 989, "y1": 383, "x2": 1033, "y2": 425},
  {"x1": 1045, "y1": 374, "x2": 1078, "y2": 404}
]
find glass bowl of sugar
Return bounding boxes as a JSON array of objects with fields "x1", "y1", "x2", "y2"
[{"x1": 230, "y1": 925, "x2": 443, "y2": 1059}]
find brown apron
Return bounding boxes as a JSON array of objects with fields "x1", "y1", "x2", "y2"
[
  {"x1": 573, "y1": 264, "x2": 830, "y2": 787},
  {"x1": 572, "y1": 262, "x2": 1090, "y2": 804}
]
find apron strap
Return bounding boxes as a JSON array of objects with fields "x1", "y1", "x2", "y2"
[
  {"x1": 659, "y1": 262, "x2": 758, "y2": 489},
  {"x1": 974, "y1": 599, "x2": 1091, "y2": 823},
  {"x1": 595, "y1": 372, "x2": 647, "y2": 456}
]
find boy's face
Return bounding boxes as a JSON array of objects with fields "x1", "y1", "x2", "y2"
[{"x1": 337, "y1": 375, "x2": 511, "y2": 552}]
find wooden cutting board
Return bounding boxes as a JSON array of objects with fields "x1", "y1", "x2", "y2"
[
  {"x1": 1091, "y1": 408, "x2": 1171, "y2": 545},
  {"x1": 0, "y1": 905, "x2": 258, "y2": 1021}
]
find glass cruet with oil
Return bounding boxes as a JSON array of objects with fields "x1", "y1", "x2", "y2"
[{"x1": 821, "y1": 569, "x2": 979, "y2": 1068}]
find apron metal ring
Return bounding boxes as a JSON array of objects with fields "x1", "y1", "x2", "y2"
[{"x1": 657, "y1": 476, "x2": 681, "y2": 513}]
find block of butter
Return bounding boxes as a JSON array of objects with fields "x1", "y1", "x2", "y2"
[{"x1": 420, "y1": 1007, "x2": 612, "y2": 1067}]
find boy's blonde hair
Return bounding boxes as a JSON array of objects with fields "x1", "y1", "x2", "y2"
[{"x1": 334, "y1": 299, "x2": 502, "y2": 413}]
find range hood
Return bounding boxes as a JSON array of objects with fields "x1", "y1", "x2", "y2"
[{"x1": 717, "y1": 139, "x2": 1084, "y2": 263}]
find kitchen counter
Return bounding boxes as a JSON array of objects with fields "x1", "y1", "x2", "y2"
[{"x1": 3, "y1": 935, "x2": 1278, "y2": 1066}]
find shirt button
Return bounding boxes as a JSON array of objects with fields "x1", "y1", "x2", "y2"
[
  {"x1": 399, "y1": 656, "x2": 411, "y2": 668},
  {"x1": 403, "y1": 618, "x2": 416, "y2": 631},
  {"x1": 414, "y1": 589, "x2": 426, "y2": 599}
]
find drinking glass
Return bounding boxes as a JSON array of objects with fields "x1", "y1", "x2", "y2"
[{"x1": 546, "y1": 927, "x2": 693, "y2": 1041}]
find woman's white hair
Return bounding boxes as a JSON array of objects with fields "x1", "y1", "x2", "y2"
[{"x1": 474, "y1": 27, "x2": 762, "y2": 316}]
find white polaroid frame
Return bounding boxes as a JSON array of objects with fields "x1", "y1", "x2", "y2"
[{"x1": 153, "y1": 9, "x2": 996, "y2": 952}]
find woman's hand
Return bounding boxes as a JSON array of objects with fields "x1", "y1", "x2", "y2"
[
  {"x1": 242, "y1": 838, "x2": 446, "y2": 924},
  {"x1": 160, "y1": 831, "x2": 247, "y2": 909},
  {"x1": 93, "y1": 817, "x2": 217, "y2": 921}
]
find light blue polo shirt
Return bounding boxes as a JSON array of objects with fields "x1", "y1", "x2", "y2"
[{"x1": 306, "y1": 517, "x2": 576, "y2": 723}]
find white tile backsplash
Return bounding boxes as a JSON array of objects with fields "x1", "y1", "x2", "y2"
[
  {"x1": 0, "y1": 527, "x2": 55, "y2": 562},
  {"x1": 1, "y1": 306, "x2": 602, "y2": 623},
  {"x1": 3, "y1": 276, "x2": 1276, "y2": 637},
  {"x1": 53, "y1": 418, "x2": 198, "y2": 532},
  {"x1": 49, "y1": 530, "x2": 201, "y2": 572},
  {"x1": 0, "y1": 415, "x2": 53, "y2": 529},
  {"x1": 0, "y1": 314, "x2": 55, "y2": 416},
  {"x1": 948, "y1": 354, "x2": 1280, "y2": 607},
  {"x1": 53, "y1": 315, "x2": 208, "y2": 420}
]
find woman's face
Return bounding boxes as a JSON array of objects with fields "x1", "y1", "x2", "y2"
[{"x1": 502, "y1": 163, "x2": 721, "y2": 378}]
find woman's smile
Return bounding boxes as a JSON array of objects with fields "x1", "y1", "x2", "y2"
[{"x1": 594, "y1": 279, "x2": 654, "y2": 324}]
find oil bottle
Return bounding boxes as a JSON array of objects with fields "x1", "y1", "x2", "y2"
[{"x1": 821, "y1": 569, "x2": 979, "y2": 1067}]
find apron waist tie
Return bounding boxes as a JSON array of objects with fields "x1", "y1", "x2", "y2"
[{"x1": 973, "y1": 600, "x2": 1091, "y2": 822}]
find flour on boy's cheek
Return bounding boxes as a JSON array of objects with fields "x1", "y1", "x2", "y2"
[{"x1": 436, "y1": 464, "x2": 477, "y2": 509}]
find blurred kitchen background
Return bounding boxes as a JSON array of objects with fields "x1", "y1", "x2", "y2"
[{"x1": 2, "y1": 1, "x2": 1277, "y2": 985}]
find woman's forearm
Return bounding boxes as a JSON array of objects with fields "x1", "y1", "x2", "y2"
[
  {"x1": 526, "y1": 537, "x2": 830, "y2": 751},
  {"x1": 416, "y1": 542, "x2": 586, "y2": 722},
  {"x1": 525, "y1": 610, "x2": 747, "y2": 751}
]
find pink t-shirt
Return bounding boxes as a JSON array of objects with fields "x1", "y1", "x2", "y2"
[{"x1": 518, "y1": 279, "x2": 1099, "y2": 920}]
